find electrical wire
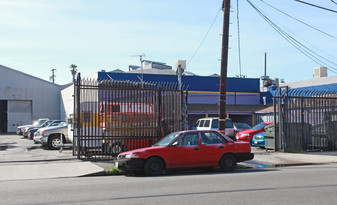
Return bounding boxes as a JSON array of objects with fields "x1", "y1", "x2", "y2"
[
  {"x1": 187, "y1": 7, "x2": 222, "y2": 65},
  {"x1": 332, "y1": 0, "x2": 337, "y2": 6},
  {"x1": 260, "y1": 0, "x2": 337, "y2": 40},
  {"x1": 249, "y1": 1, "x2": 337, "y2": 72},
  {"x1": 259, "y1": 0, "x2": 337, "y2": 62},
  {"x1": 236, "y1": 0, "x2": 243, "y2": 77},
  {"x1": 294, "y1": 0, "x2": 337, "y2": 13},
  {"x1": 246, "y1": 0, "x2": 337, "y2": 74}
]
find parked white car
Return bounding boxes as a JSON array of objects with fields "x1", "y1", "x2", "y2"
[{"x1": 193, "y1": 117, "x2": 236, "y2": 140}]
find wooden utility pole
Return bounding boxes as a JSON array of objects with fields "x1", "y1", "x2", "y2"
[{"x1": 219, "y1": 0, "x2": 231, "y2": 134}]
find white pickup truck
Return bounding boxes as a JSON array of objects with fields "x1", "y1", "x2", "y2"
[{"x1": 193, "y1": 117, "x2": 236, "y2": 140}]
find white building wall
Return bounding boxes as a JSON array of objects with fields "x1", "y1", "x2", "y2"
[
  {"x1": 60, "y1": 72, "x2": 99, "y2": 121},
  {"x1": 60, "y1": 84, "x2": 74, "y2": 121},
  {"x1": 0, "y1": 65, "x2": 62, "y2": 131}
]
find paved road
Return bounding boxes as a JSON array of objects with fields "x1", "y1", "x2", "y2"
[{"x1": 1, "y1": 164, "x2": 337, "y2": 205}]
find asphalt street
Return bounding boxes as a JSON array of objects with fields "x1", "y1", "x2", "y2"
[{"x1": 1, "y1": 164, "x2": 337, "y2": 204}]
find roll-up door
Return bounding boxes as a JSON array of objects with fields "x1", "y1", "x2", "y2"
[{"x1": 7, "y1": 100, "x2": 32, "y2": 132}]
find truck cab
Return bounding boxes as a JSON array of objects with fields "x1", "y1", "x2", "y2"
[{"x1": 193, "y1": 117, "x2": 236, "y2": 140}]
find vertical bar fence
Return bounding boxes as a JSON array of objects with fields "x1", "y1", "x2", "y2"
[
  {"x1": 72, "y1": 74, "x2": 188, "y2": 159},
  {"x1": 273, "y1": 88, "x2": 337, "y2": 152}
]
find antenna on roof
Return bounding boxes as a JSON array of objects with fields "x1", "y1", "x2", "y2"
[{"x1": 131, "y1": 53, "x2": 146, "y2": 87}]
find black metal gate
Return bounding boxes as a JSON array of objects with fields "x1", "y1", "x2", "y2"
[
  {"x1": 274, "y1": 87, "x2": 337, "y2": 152},
  {"x1": 72, "y1": 74, "x2": 188, "y2": 159}
]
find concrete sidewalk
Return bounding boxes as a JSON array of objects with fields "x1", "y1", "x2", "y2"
[
  {"x1": 0, "y1": 161, "x2": 104, "y2": 181},
  {"x1": 0, "y1": 161, "x2": 105, "y2": 181},
  {"x1": 249, "y1": 151, "x2": 337, "y2": 167}
]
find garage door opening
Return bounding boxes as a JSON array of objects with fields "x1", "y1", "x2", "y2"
[{"x1": 0, "y1": 100, "x2": 8, "y2": 133}]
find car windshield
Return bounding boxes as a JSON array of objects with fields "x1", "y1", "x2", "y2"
[
  {"x1": 42, "y1": 121, "x2": 53, "y2": 127},
  {"x1": 58, "y1": 122, "x2": 67, "y2": 126},
  {"x1": 153, "y1": 132, "x2": 182, "y2": 146},
  {"x1": 235, "y1": 123, "x2": 250, "y2": 130},
  {"x1": 251, "y1": 122, "x2": 267, "y2": 130},
  {"x1": 37, "y1": 120, "x2": 47, "y2": 126},
  {"x1": 49, "y1": 122, "x2": 61, "y2": 127}
]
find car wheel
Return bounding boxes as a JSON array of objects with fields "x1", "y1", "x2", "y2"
[
  {"x1": 144, "y1": 157, "x2": 164, "y2": 176},
  {"x1": 48, "y1": 135, "x2": 61, "y2": 150},
  {"x1": 108, "y1": 143, "x2": 124, "y2": 154},
  {"x1": 219, "y1": 154, "x2": 237, "y2": 171}
]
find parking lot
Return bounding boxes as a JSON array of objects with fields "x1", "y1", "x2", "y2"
[{"x1": 0, "y1": 133, "x2": 75, "y2": 163}]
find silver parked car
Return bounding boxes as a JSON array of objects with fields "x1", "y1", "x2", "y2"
[
  {"x1": 34, "y1": 122, "x2": 70, "y2": 150},
  {"x1": 16, "y1": 118, "x2": 49, "y2": 135},
  {"x1": 23, "y1": 120, "x2": 63, "y2": 139}
]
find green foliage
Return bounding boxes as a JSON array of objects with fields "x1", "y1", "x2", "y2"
[{"x1": 104, "y1": 167, "x2": 121, "y2": 175}]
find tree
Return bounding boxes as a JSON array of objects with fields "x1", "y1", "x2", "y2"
[{"x1": 70, "y1": 64, "x2": 78, "y2": 83}]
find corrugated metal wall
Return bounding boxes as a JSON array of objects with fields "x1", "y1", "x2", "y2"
[{"x1": 0, "y1": 65, "x2": 62, "y2": 132}]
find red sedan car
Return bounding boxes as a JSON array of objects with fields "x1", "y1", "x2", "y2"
[
  {"x1": 117, "y1": 130, "x2": 254, "y2": 175},
  {"x1": 235, "y1": 121, "x2": 274, "y2": 143}
]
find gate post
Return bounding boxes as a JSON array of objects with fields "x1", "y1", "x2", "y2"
[
  {"x1": 273, "y1": 96, "x2": 278, "y2": 151},
  {"x1": 76, "y1": 73, "x2": 81, "y2": 159},
  {"x1": 278, "y1": 88, "x2": 283, "y2": 151},
  {"x1": 158, "y1": 84, "x2": 162, "y2": 137}
]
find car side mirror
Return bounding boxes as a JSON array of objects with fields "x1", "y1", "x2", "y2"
[{"x1": 171, "y1": 141, "x2": 179, "y2": 147}]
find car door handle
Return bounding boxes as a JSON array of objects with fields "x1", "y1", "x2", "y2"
[
  {"x1": 218, "y1": 146, "x2": 224, "y2": 149},
  {"x1": 194, "y1": 147, "x2": 199, "y2": 150}
]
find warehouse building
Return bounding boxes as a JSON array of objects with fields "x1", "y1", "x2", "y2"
[{"x1": 0, "y1": 65, "x2": 63, "y2": 133}]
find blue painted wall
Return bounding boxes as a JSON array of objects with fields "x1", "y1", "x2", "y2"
[{"x1": 97, "y1": 72, "x2": 260, "y2": 93}]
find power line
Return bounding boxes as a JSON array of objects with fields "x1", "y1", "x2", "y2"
[
  {"x1": 249, "y1": 1, "x2": 337, "y2": 71},
  {"x1": 294, "y1": 0, "x2": 337, "y2": 13},
  {"x1": 259, "y1": 0, "x2": 337, "y2": 62},
  {"x1": 332, "y1": 0, "x2": 337, "y2": 6},
  {"x1": 260, "y1": 0, "x2": 337, "y2": 40},
  {"x1": 246, "y1": 0, "x2": 337, "y2": 74},
  {"x1": 187, "y1": 7, "x2": 222, "y2": 65}
]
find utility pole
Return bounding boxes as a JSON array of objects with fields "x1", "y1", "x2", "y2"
[
  {"x1": 219, "y1": 0, "x2": 231, "y2": 134},
  {"x1": 50, "y1": 69, "x2": 56, "y2": 84}
]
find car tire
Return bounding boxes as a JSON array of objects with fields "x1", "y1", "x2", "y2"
[
  {"x1": 219, "y1": 154, "x2": 237, "y2": 171},
  {"x1": 108, "y1": 143, "x2": 124, "y2": 154},
  {"x1": 144, "y1": 157, "x2": 164, "y2": 176},
  {"x1": 48, "y1": 135, "x2": 61, "y2": 150}
]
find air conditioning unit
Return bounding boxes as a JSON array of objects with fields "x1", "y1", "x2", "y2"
[{"x1": 313, "y1": 67, "x2": 327, "y2": 79}]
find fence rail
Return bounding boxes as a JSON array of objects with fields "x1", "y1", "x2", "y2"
[
  {"x1": 72, "y1": 74, "x2": 188, "y2": 159},
  {"x1": 273, "y1": 88, "x2": 337, "y2": 152}
]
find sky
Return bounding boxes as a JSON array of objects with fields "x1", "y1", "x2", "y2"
[{"x1": 0, "y1": 0, "x2": 336, "y2": 85}]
